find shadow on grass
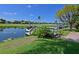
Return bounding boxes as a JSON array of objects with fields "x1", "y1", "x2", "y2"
[{"x1": 22, "y1": 39, "x2": 79, "y2": 54}]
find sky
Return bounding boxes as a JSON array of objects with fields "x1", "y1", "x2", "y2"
[{"x1": 0, "y1": 4, "x2": 65, "y2": 23}]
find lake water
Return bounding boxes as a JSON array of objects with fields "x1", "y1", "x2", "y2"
[{"x1": 0, "y1": 28, "x2": 26, "y2": 41}]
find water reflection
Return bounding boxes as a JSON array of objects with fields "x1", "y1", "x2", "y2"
[
  {"x1": 0, "y1": 28, "x2": 26, "y2": 42},
  {"x1": 0, "y1": 28, "x2": 4, "y2": 31}
]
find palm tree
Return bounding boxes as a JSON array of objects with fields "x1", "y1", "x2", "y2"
[{"x1": 37, "y1": 16, "x2": 41, "y2": 24}]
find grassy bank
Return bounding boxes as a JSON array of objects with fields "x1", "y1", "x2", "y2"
[
  {"x1": 0, "y1": 24, "x2": 53, "y2": 28},
  {"x1": 0, "y1": 36, "x2": 79, "y2": 54},
  {"x1": 22, "y1": 38, "x2": 79, "y2": 54},
  {"x1": 0, "y1": 36, "x2": 37, "y2": 54}
]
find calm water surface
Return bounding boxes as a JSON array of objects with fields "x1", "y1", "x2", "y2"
[{"x1": 0, "y1": 28, "x2": 26, "y2": 41}]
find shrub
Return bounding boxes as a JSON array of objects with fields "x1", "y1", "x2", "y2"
[
  {"x1": 58, "y1": 29, "x2": 70, "y2": 36},
  {"x1": 32, "y1": 26, "x2": 52, "y2": 38}
]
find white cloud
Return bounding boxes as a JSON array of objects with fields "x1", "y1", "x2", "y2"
[
  {"x1": 2, "y1": 12, "x2": 17, "y2": 15},
  {"x1": 27, "y1": 5, "x2": 32, "y2": 8},
  {"x1": 30, "y1": 14, "x2": 34, "y2": 17}
]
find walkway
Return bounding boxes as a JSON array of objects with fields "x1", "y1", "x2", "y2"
[{"x1": 64, "y1": 32, "x2": 79, "y2": 42}]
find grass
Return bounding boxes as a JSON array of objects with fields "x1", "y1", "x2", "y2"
[
  {"x1": 58, "y1": 29, "x2": 70, "y2": 36},
  {"x1": 0, "y1": 36, "x2": 37, "y2": 54},
  {"x1": 0, "y1": 24, "x2": 53, "y2": 28},
  {"x1": 0, "y1": 24, "x2": 27, "y2": 28},
  {"x1": 64, "y1": 28, "x2": 79, "y2": 32},
  {"x1": 58, "y1": 28, "x2": 79, "y2": 36},
  {"x1": 22, "y1": 38, "x2": 79, "y2": 54},
  {"x1": 0, "y1": 36, "x2": 79, "y2": 54}
]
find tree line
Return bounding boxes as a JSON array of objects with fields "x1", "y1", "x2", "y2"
[{"x1": 0, "y1": 18, "x2": 52, "y2": 24}]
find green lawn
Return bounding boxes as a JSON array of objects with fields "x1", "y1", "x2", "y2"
[
  {"x1": 0, "y1": 36, "x2": 79, "y2": 54},
  {"x1": 0, "y1": 36, "x2": 37, "y2": 54},
  {"x1": 0, "y1": 24, "x2": 53, "y2": 28},
  {"x1": 22, "y1": 38, "x2": 79, "y2": 54}
]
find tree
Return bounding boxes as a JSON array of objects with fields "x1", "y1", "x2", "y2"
[
  {"x1": 57, "y1": 5, "x2": 79, "y2": 30},
  {"x1": 0, "y1": 18, "x2": 6, "y2": 24},
  {"x1": 13, "y1": 20, "x2": 21, "y2": 24},
  {"x1": 21, "y1": 20, "x2": 26, "y2": 24},
  {"x1": 37, "y1": 16, "x2": 41, "y2": 24}
]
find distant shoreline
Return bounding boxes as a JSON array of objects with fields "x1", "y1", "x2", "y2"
[{"x1": 0, "y1": 24, "x2": 53, "y2": 28}]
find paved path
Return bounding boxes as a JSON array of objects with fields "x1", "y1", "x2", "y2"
[{"x1": 64, "y1": 32, "x2": 79, "y2": 42}]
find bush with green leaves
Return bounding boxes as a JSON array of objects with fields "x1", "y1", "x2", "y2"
[{"x1": 32, "y1": 26, "x2": 52, "y2": 38}]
